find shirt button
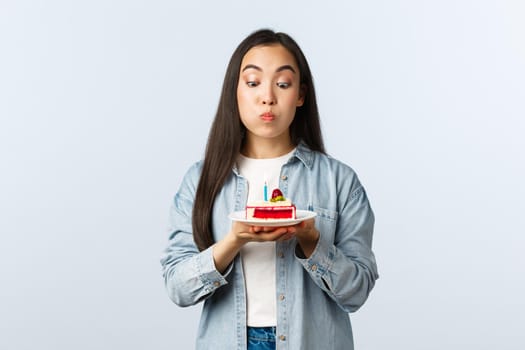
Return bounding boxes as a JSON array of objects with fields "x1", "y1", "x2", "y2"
[
  {"x1": 213, "y1": 281, "x2": 220, "y2": 287},
  {"x1": 278, "y1": 252, "x2": 284, "y2": 258},
  {"x1": 279, "y1": 294, "x2": 285, "y2": 301},
  {"x1": 279, "y1": 335, "x2": 286, "y2": 341},
  {"x1": 281, "y1": 175, "x2": 287, "y2": 180},
  {"x1": 311, "y1": 264, "x2": 318, "y2": 271}
]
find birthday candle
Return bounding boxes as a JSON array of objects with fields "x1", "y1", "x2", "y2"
[{"x1": 263, "y1": 181, "x2": 268, "y2": 201}]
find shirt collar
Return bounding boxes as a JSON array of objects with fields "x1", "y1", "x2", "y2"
[
  {"x1": 232, "y1": 142, "x2": 315, "y2": 175},
  {"x1": 291, "y1": 142, "x2": 314, "y2": 169}
]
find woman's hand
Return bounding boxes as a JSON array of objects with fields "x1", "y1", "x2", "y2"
[
  {"x1": 212, "y1": 222, "x2": 293, "y2": 273},
  {"x1": 238, "y1": 218, "x2": 320, "y2": 256},
  {"x1": 287, "y1": 218, "x2": 319, "y2": 258},
  {"x1": 246, "y1": 224, "x2": 295, "y2": 242},
  {"x1": 213, "y1": 219, "x2": 319, "y2": 273}
]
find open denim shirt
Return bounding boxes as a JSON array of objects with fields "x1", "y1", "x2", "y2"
[{"x1": 161, "y1": 143, "x2": 378, "y2": 350}]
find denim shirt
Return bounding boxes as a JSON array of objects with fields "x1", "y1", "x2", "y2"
[{"x1": 161, "y1": 143, "x2": 378, "y2": 350}]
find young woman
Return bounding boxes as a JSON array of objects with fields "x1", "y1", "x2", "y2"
[{"x1": 161, "y1": 29, "x2": 378, "y2": 350}]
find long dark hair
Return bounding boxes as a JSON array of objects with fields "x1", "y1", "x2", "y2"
[{"x1": 192, "y1": 29, "x2": 325, "y2": 251}]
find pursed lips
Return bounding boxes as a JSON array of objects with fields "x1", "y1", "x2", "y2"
[{"x1": 260, "y1": 112, "x2": 275, "y2": 121}]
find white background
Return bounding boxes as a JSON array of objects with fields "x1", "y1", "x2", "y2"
[{"x1": 1, "y1": 1, "x2": 524, "y2": 349}]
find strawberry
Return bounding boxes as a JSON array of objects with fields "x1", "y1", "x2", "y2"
[
  {"x1": 272, "y1": 189, "x2": 283, "y2": 199},
  {"x1": 270, "y1": 188, "x2": 285, "y2": 202}
]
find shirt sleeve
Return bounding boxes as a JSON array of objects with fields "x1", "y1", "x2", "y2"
[
  {"x1": 294, "y1": 184, "x2": 378, "y2": 313},
  {"x1": 160, "y1": 164, "x2": 232, "y2": 307}
]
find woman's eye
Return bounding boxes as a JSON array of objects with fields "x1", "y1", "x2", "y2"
[
  {"x1": 246, "y1": 81, "x2": 258, "y2": 87},
  {"x1": 277, "y1": 82, "x2": 290, "y2": 89}
]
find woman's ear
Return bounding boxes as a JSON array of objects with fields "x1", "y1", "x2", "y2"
[{"x1": 297, "y1": 84, "x2": 306, "y2": 107}]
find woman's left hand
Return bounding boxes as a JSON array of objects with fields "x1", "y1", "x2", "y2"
[
  {"x1": 288, "y1": 218, "x2": 319, "y2": 257},
  {"x1": 252, "y1": 218, "x2": 319, "y2": 257}
]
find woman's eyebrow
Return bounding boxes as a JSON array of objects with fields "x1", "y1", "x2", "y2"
[
  {"x1": 242, "y1": 64, "x2": 262, "y2": 72},
  {"x1": 276, "y1": 65, "x2": 296, "y2": 74},
  {"x1": 241, "y1": 64, "x2": 296, "y2": 74}
]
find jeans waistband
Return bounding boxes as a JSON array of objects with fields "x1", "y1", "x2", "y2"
[{"x1": 247, "y1": 326, "x2": 276, "y2": 342}]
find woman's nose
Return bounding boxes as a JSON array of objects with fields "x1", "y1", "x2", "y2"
[{"x1": 261, "y1": 86, "x2": 276, "y2": 105}]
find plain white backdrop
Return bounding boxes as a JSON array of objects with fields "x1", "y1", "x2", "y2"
[{"x1": 1, "y1": 1, "x2": 524, "y2": 349}]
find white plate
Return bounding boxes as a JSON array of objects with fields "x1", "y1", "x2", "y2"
[{"x1": 228, "y1": 210, "x2": 317, "y2": 227}]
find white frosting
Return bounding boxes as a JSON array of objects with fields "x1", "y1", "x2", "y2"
[{"x1": 247, "y1": 199, "x2": 292, "y2": 207}]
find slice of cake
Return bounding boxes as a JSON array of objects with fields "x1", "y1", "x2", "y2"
[{"x1": 246, "y1": 189, "x2": 296, "y2": 220}]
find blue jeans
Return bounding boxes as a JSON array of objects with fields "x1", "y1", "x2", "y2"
[{"x1": 247, "y1": 326, "x2": 276, "y2": 350}]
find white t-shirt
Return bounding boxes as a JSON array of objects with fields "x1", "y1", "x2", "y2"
[{"x1": 236, "y1": 149, "x2": 295, "y2": 327}]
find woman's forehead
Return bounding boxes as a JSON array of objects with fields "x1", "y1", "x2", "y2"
[{"x1": 240, "y1": 44, "x2": 299, "y2": 73}]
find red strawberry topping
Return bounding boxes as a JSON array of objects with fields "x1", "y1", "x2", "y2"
[{"x1": 271, "y1": 189, "x2": 283, "y2": 199}]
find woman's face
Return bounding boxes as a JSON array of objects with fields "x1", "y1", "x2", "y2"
[{"x1": 237, "y1": 44, "x2": 304, "y2": 146}]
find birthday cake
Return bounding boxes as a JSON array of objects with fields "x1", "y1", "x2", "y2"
[{"x1": 246, "y1": 189, "x2": 296, "y2": 220}]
